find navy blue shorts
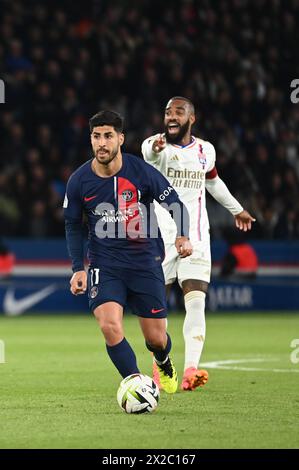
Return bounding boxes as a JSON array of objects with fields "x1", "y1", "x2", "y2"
[{"x1": 87, "y1": 265, "x2": 167, "y2": 318}]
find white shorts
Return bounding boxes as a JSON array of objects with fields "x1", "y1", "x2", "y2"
[{"x1": 162, "y1": 239, "x2": 211, "y2": 286}]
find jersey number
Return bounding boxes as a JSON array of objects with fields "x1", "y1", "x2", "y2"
[{"x1": 90, "y1": 268, "x2": 100, "y2": 286}]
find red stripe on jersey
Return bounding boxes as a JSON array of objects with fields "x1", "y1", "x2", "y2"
[
  {"x1": 197, "y1": 195, "x2": 202, "y2": 241},
  {"x1": 117, "y1": 177, "x2": 141, "y2": 238},
  {"x1": 206, "y1": 166, "x2": 218, "y2": 179}
]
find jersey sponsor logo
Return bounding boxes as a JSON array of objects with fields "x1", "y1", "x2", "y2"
[
  {"x1": 93, "y1": 207, "x2": 135, "y2": 222},
  {"x1": 151, "y1": 308, "x2": 164, "y2": 314},
  {"x1": 3, "y1": 285, "x2": 56, "y2": 316},
  {"x1": 158, "y1": 186, "x2": 173, "y2": 201},
  {"x1": 167, "y1": 168, "x2": 205, "y2": 180},
  {"x1": 84, "y1": 195, "x2": 97, "y2": 202},
  {"x1": 170, "y1": 155, "x2": 179, "y2": 161},
  {"x1": 121, "y1": 190, "x2": 133, "y2": 202},
  {"x1": 167, "y1": 167, "x2": 204, "y2": 189}
]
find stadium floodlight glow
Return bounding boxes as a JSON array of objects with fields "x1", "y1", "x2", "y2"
[
  {"x1": 0, "y1": 79, "x2": 5, "y2": 103},
  {"x1": 0, "y1": 340, "x2": 5, "y2": 363}
]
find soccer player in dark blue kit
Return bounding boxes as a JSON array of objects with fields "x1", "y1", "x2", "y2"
[{"x1": 64, "y1": 110, "x2": 193, "y2": 393}]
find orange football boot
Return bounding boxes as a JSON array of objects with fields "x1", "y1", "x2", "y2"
[
  {"x1": 181, "y1": 367, "x2": 209, "y2": 391},
  {"x1": 152, "y1": 358, "x2": 162, "y2": 389}
]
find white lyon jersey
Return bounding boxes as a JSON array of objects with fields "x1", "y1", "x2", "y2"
[
  {"x1": 142, "y1": 135, "x2": 217, "y2": 244},
  {"x1": 142, "y1": 135, "x2": 217, "y2": 284}
]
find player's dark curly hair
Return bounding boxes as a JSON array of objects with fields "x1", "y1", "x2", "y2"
[
  {"x1": 89, "y1": 110, "x2": 124, "y2": 133},
  {"x1": 168, "y1": 96, "x2": 195, "y2": 114}
]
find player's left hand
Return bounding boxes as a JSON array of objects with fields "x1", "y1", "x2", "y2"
[
  {"x1": 175, "y1": 236, "x2": 193, "y2": 258},
  {"x1": 234, "y1": 210, "x2": 256, "y2": 232}
]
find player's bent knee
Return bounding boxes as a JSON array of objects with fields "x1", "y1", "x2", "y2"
[
  {"x1": 100, "y1": 320, "x2": 122, "y2": 335},
  {"x1": 100, "y1": 321, "x2": 123, "y2": 344},
  {"x1": 93, "y1": 312, "x2": 122, "y2": 338}
]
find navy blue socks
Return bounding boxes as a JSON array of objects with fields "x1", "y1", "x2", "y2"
[
  {"x1": 106, "y1": 337, "x2": 140, "y2": 378},
  {"x1": 146, "y1": 333, "x2": 172, "y2": 363}
]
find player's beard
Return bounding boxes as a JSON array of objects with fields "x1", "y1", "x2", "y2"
[
  {"x1": 164, "y1": 120, "x2": 190, "y2": 144},
  {"x1": 94, "y1": 146, "x2": 118, "y2": 166}
]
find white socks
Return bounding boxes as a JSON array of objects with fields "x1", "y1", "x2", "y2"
[{"x1": 183, "y1": 291, "x2": 206, "y2": 370}]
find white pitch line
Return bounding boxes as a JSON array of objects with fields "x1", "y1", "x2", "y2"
[
  {"x1": 200, "y1": 358, "x2": 299, "y2": 373},
  {"x1": 206, "y1": 366, "x2": 299, "y2": 373}
]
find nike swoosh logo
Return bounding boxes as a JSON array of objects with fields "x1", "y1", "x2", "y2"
[
  {"x1": 3, "y1": 285, "x2": 56, "y2": 316},
  {"x1": 84, "y1": 196, "x2": 97, "y2": 202},
  {"x1": 151, "y1": 308, "x2": 164, "y2": 314}
]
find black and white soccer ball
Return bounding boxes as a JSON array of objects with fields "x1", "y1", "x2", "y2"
[{"x1": 117, "y1": 373, "x2": 160, "y2": 414}]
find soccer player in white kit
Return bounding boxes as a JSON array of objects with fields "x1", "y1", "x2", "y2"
[{"x1": 142, "y1": 97, "x2": 255, "y2": 391}]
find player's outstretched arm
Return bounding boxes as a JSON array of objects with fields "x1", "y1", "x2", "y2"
[
  {"x1": 205, "y1": 175, "x2": 255, "y2": 230},
  {"x1": 205, "y1": 175, "x2": 243, "y2": 214},
  {"x1": 234, "y1": 210, "x2": 256, "y2": 232},
  {"x1": 151, "y1": 134, "x2": 166, "y2": 153},
  {"x1": 141, "y1": 134, "x2": 166, "y2": 168}
]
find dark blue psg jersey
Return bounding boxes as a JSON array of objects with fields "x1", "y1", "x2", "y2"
[{"x1": 64, "y1": 153, "x2": 189, "y2": 271}]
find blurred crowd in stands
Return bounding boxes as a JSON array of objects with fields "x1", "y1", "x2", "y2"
[{"x1": 1, "y1": 0, "x2": 299, "y2": 239}]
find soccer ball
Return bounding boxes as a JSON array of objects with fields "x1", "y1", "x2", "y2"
[{"x1": 117, "y1": 373, "x2": 160, "y2": 414}]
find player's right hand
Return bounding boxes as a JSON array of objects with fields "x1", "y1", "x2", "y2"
[
  {"x1": 70, "y1": 270, "x2": 87, "y2": 295},
  {"x1": 152, "y1": 134, "x2": 166, "y2": 153},
  {"x1": 175, "y1": 237, "x2": 193, "y2": 258},
  {"x1": 234, "y1": 210, "x2": 256, "y2": 232}
]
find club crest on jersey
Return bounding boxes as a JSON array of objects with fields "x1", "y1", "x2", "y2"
[
  {"x1": 122, "y1": 190, "x2": 133, "y2": 201},
  {"x1": 90, "y1": 286, "x2": 98, "y2": 299},
  {"x1": 198, "y1": 144, "x2": 207, "y2": 168}
]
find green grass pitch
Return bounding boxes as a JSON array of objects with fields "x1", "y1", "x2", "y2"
[{"x1": 0, "y1": 312, "x2": 298, "y2": 449}]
